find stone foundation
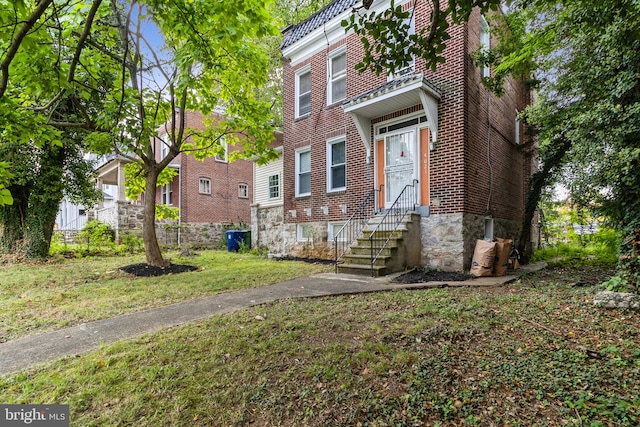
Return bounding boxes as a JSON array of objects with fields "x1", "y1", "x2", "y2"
[
  {"x1": 420, "y1": 213, "x2": 522, "y2": 272},
  {"x1": 251, "y1": 204, "x2": 286, "y2": 254},
  {"x1": 420, "y1": 213, "x2": 465, "y2": 271},
  {"x1": 281, "y1": 220, "x2": 335, "y2": 260},
  {"x1": 94, "y1": 201, "x2": 231, "y2": 247}
]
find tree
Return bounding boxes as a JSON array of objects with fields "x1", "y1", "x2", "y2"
[
  {"x1": 1, "y1": 0, "x2": 277, "y2": 264},
  {"x1": 343, "y1": 0, "x2": 502, "y2": 75},
  {"x1": 0, "y1": 0, "x2": 114, "y2": 257},
  {"x1": 84, "y1": 0, "x2": 278, "y2": 267},
  {"x1": 483, "y1": 0, "x2": 640, "y2": 289}
]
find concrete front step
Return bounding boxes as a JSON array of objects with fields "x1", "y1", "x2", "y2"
[
  {"x1": 340, "y1": 253, "x2": 391, "y2": 267},
  {"x1": 337, "y1": 263, "x2": 387, "y2": 277}
]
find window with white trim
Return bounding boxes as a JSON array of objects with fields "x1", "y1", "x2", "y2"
[
  {"x1": 268, "y1": 174, "x2": 280, "y2": 199},
  {"x1": 295, "y1": 147, "x2": 311, "y2": 197},
  {"x1": 328, "y1": 47, "x2": 346, "y2": 104},
  {"x1": 199, "y1": 178, "x2": 211, "y2": 194},
  {"x1": 326, "y1": 137, "x2": 346, "y2": 192},
  {"x1": 238, "y1": 183, "x2": 249, "y2": 199},
  {"x1": 328, "y1": 221, "x2": 347, "y2": 242},
  {"x1": 160, "y1": 134, "x2": 170, "y2": 159},
  {"x1": 480, "y1": 16, "x2": 491, "y2": 78},
  {"x1": 389, "y1": 13, "x2": 415, "y2": 79},
  {"x1": 161, "y1": 182, "x2": 172, "y2": 205},
  {"x1": 215, "y1": 137, "x2": 228, "y2": 162},
  {"x1": 295, "y1": 66, "x2": 311, "y2": 118},
  {"x1": 297, "y1": 223, "x2": 314, "y2": 242}
]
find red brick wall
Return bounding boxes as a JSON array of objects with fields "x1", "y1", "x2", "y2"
[
  {"x1": 154, "y1": 111, "x2": 253, "y2": 226},
  {"x1": 464, "y1": 9, "x2": 531, "y2": 222},
  {"x1": 283, "y1": 36, "x2": 376, "y2": 224},
  {"x1": 282, "y1": 3, "x2": 531, "y2": 226}
]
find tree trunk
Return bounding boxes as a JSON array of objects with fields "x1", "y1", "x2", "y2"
[
  {"x1": 0, "y1": 186, "x2": 27, "y2": 253},
  {"x1": 23, "y1": 143, "x2": 66, "y2": 259},
  {"x1": 517, "y1": 137, "x2": 573, "y2": 263},
  {"x1": 142, "y1": 166, "x2": 167, "y2": 267}
]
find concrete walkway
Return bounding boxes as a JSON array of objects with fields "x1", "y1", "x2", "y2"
[{"x1": 0, "y1": 263, "x2": 544, "y2": 376}]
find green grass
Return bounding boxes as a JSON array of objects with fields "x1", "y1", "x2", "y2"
[
  {"x1": 1, "y1": 265, "x2": 638, "y2": 426},
  {"x1": 0, "y1": 250, "x2": 332, "y2": 341}
]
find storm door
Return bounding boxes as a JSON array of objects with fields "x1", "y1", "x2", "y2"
[{"x1": 383, "y1": 130, "x2": 417, "y2": 208}]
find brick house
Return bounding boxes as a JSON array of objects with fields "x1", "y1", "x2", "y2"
[
  {"x1": 252, "y1": 0, "x2": 535, "y2": 274},
  {"x1": 95, "y1": 111, "x2": 253, "y2": 245}
]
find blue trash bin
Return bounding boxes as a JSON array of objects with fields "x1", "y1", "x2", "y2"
[{"x1": 226, "y1": 230, "x2": 243, "y2": 252}]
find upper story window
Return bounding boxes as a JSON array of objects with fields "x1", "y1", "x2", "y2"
[
  {"x1": 161, "y1": 182, "x2": 172, "y2": 205},
  {"x1": 480, "y1": 16, "x2": 491, "y2": 78},
  {"x1": 199, "y1": 178, "x2": 211, "y2": 194},
  {"x1": 215, "y1": 137, "x2": 228, "y2": 162},
  {"x1": 295, "y1": 66, "x2": 311, "y2": 118},
  {"x1": 328, "y1": 47, "x2": 346, "y2": 104},
  {"x1": 160, "y1": 134, "x2": 170, "y2": 159},
  {"x1": 268, "y1": 174, "x2": 280, "y2": 200},
  {"x1": 326, "y1": 136, "x2": 346, "y2": 192},
  {"x1": 515, "y1": 110, "x2": 521, "y2": 145},
  {"x1": 389, "y1": 14, "x2": 415, "y2": 79},
  {"x1": 238, "y1": 183, "x2": 249, "y2": 199},
  {"x1": 295, "y1": 147, "x2": 311, "y2": 197}
]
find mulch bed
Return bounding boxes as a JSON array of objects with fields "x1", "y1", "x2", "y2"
[
  {"x1": 120, "y1": 263, "x2": 198, "y2": 277},
  {"x1": 392, "y1": 268, "x2": 474, "y2": 284}
]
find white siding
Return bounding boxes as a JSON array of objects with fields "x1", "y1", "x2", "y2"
[{"x1": 254, "y1": 156, "x2": 283, "y2": 207}]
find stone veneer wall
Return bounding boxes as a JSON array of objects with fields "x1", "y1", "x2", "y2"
[
  {"x1": 420, "y1": 213, "x2": 523, "y2": 272},
  {"x1": 95, "y1": 201, "x2": 230, "y2": 247},
  {"x1": 281, "y1": 220, "x2": 334, "y2": 260},
  {"x1": 420, "y1": 213, "x2": 465, "y2": 271},
  {"x1": 251, "y1": 205, "x2": 286, "y2": 255},
  {"x1": 462, "y1": 214, "x2": 522, "y2": 269}
]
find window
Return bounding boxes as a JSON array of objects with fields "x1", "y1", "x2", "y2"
[
  {"x1": 326, "y1": 137, "x2": 346, "y2": 192},
  {"x1": 215, "y1": 137, "x2": 228, "y2": 162},
  {"x1": 295, "y1": 66, "x2": 311, "y2": 118},
  {"x1": 199, "y1": 178, "x2": 211, "y2": 194},
  {"x1": 238, "y1": 183, "x2": 249, "y2": 199},
  {"x1": 297, "y1": 223, "x2": 314, "y2": 241},
  {"x1": 484, "y1": 218, "x2": 494, "y2": 240},
  {"x1": 328, "y1": 47, "x2": 346, "y2": 104},
  {"x1": 480, "y1": 16, "x2": 491, "y2": 78},
  {"x1": 160, "y1": 135, "x2": 170, "y2": 159},
  {"x1": 515, "y1": 111, "x2": 521, "y2": 145},
  {"x1": 268, "y1": 174, "x2": 280, "y2": 199},
  {"x1": 328, "y1": 221, "x2": 347, "y2": 242},
  {"x1": 295, "y1": 147, "x2": 311, "y2": 197},
  {"x1": 389, "y1": 14, "x2": 415, "y2": 79},
  {"x1": 161, "y1": 183, "x2": 172, "y2": 205}
]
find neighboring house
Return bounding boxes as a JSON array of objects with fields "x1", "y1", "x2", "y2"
[
  {"x1": 251, "y1": 132, "x2": 284, "y2": 252},
  {"x1": 257, "y1": 0, "x2": 535, "y2": 274},
  {"x1": 94, "y1": 110, "x2": 254, "y2": 245}
]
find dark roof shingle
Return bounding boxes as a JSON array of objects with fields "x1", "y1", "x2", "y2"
[{"x1": 281, "y1": 0, "x2": 357, "y2": 49}]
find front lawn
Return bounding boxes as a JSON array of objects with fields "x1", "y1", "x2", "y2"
[
  {"x1": 0, "y1": 250, "x2": 332, "y2": 341},
  {"x1": 1, "y1": 264, "x2": 638, "y2": 426}
]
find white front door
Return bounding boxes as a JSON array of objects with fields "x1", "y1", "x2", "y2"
[{"x1": 384, "y1": 130, "x2": 417, "y2": 208}]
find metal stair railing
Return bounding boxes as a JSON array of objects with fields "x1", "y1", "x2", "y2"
[
  {"x1": 367, "y1": 179, "x2": 418, "y2": 276},
  {"x1": 334, "y1": 188, "x2": 380, "y2": 272}
]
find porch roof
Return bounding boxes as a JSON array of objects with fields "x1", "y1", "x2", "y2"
[{"x1": 342, "y1": 73, "x2": 441, "y2": 161}]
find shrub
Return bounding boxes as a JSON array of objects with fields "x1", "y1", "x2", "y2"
[{"x1": 75, "y1": 220, "x2": 115, "y2": 250}]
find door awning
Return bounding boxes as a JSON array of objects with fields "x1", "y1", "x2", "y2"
[{"x1": 343, "y1": 73, "x2": 441, "y2": 161}]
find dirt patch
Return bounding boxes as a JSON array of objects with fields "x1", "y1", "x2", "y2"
[
  {"x1": 120, "y1": 263, "x2": 198, "y2": 277},
  {"x1": 392, "y1": 268, "x2": 475, "y2": 283}
]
